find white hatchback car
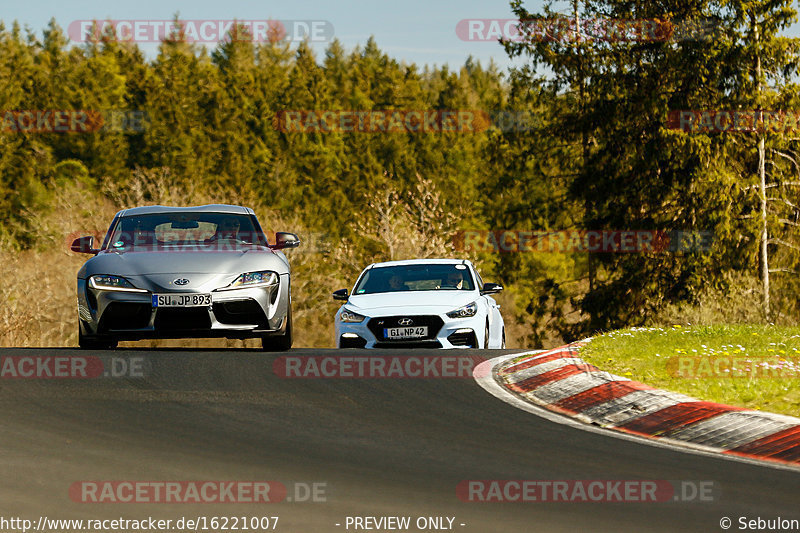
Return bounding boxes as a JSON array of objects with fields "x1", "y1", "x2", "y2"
[{"x1": 333, "y1": 259, "x2": 504, "y2": 349}]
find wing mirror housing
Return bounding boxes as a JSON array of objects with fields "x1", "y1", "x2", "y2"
[
  {"x1": 272, "y1": 232, "x2": 301, "y2": 250},
  {"x1": 481, "y1": 282, "x2": 503, "y2": 295},
  {"x1": 333, "y1": 289, "x2": 349, "y2": 301},
  {"x1": 71, "y1": 236, "x2": 99, "y2": 254}
]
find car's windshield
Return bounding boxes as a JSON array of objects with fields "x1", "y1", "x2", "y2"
[
  {"x1": 353, "y1": 264, "x2": 474, "y2": 294},
  {"x1": 105, "y1": 213, "x2": 266, "y2": 250}
]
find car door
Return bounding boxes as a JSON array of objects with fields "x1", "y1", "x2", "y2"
[{"x1": 471, "y1": 265, "x2": 502, "y2": 347}]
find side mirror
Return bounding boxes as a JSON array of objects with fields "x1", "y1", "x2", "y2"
[
  {"x1": 272, "y1": 232, "x2": 301, "y2": 250},
  {"x1": 71, "y1": 236, "x2": 99, "y2": 254},
  {"x1": 481, "y1": 282, "x2": 503, "y2": 295},
  {"x1": 333, "y1": 289, "x2": 349, "y2": 301}
]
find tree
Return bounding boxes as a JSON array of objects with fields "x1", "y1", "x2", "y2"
[
  {"x1": 724, "y1": 0, "x2": 800, "y2": 319},
  {"x1": 141, "y1": 18, "x2": 221, "y2": 185},
  {"x1": 504, "y1": 0, "x2": 757, "y2": 334}
]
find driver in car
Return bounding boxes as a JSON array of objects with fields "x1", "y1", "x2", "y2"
[
  {"x1": 388, "y1": 274, "x2": 408, "y2": 291},
  {"x1": 441, "y1": 271, "x2": 464, "y2": 289},
  {"x1": 208, "y1": 218, "x2": 241, "y2": 242}
]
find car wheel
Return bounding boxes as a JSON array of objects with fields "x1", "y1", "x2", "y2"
[
  {"x1": 484, "y1": 322, "x2": 490, "y2": 349},
  {"x1": 78, "y1": 325, "x2": 117, "y2": 350},
  {"x1": 262, "y1": 306, "x2": 293, "y2": 352},
  {"x1": 501, "y1": 328, "x2": 506, "y2": 349}
]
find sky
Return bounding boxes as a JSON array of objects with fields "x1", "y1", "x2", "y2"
[
  {"x1": 10, "y1": 1, "x2": 800, "y2": 75},
  {"x1": 3, "y1": 0, "x2": 545, "y2": 71}
]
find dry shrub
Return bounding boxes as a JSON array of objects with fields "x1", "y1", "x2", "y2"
[
  {"x1": 648, "y1": 274, "x2": 767, "y2": 327},
  {"x1": 0, "y1": 179, "x2": 118, "y2": 347},
  {"x1": 350, "y1": 173, "x2": 466, "y2": 265},
  {"x1": 0, "y1": 249, "x2": 86, "y2": 346}
]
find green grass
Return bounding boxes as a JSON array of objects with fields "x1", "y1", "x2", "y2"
[{"x1": 578, "y1": 325, "x2": 800, "y2": 417}]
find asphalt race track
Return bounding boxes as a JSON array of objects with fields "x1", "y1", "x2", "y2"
[{"x1": 1, "y1": 348, "x2": 799, "y2": 533}]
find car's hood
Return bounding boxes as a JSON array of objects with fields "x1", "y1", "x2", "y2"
[
  {"x1": 78, "y1": 246, "x2": 290, "y2": 282},
  {"x1": 345, "y1": 290, "x2": 478, "y2": 316}
]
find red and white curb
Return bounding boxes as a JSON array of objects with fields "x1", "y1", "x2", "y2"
[{"x1": 475, "y1": 343, "x2": 800, "y2": 469}]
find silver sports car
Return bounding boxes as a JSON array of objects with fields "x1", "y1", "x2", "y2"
[{"x1": 71, "y1": 204, "x2": 299, "y2": 351}]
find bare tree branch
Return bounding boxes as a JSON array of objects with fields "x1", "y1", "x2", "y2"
[
  {"x1": 768, "y1": 268, "x2": 799, "y2": 274},
  {"x1": 768, "y1": 197, "x2": 799, "y2": 210},
  {"x1": 769, "y1": 238, "x2": 800, "y2": 251}
]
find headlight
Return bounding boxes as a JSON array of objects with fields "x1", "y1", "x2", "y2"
[
  {"x1": 89, "y1": 275, "x2": 148, "y2": 293},
  {"x1": 446, "y1": 301, "x2": 478, "y2": 318},
  {"x1": 220, "y1": 271, "x2": 279, "y2": 290},
  {"x1": 340, "y1": 309, "x2": 366, "y2": 323}
]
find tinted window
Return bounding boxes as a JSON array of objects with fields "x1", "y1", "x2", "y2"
[
  {"x1": 353, "y1": 264, "x2": 474, "y2": 294},
  {"x1": 106, "y1": 213, "x2": 266, "y2": 249}
]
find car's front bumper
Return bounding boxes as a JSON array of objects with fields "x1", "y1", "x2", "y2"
[
  {"x1": 77, "y1": 275, "x2": 290, "y2": 341},
  {"x1": 335, "y1": 313, "x2": 482, "y2": 349}
]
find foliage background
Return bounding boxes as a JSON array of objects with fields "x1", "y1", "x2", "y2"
[{"x1": 0, "y1": 10, "x2": 798, "y2": 348}]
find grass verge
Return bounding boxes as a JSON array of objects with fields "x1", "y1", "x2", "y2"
[{"x1": 578, "y1": 325, "x2": 800, "y2": 417}]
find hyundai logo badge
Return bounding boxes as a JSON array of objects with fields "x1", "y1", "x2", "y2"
[
  {"x1": 173, "y1": 278, "x2": 190, "y2": 286},
  {"x1": 398, "y1": 318, "x2": 414, "y2": 326}
]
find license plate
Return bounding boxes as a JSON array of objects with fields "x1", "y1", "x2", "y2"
[
  {"x1": 384, "y1": 326, "x2": 428, "y2": 340},
  {"x1": 152, "y1": 293, "x2": 212, "y2": 307}
]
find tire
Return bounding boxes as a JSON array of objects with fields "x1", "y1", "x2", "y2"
[
  {"x1": 78, "y1": 325, "x2": 117, "y2": 350},
  {"x1": 262, "y1": 306, "x2": 293, "y2": 352},
  {"x1": 501, "y1": 328, "x2": 506, "y2": 349},
  {"x1": 484, "y1": 322, "x2": 490, "y2": 350}
]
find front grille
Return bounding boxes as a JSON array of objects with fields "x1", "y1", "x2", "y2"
[
  {"x1": 448, "y1": 330, "x2": 477, "y2": 347},
  {"x1": 155, "y1": 308, "x2": 211, "y2": 331},
  {"x1": 99, "y1": 302, "x2": 152, "y2": 331},
  {"x1": 213, "y1": 299, "x2": 267, "y2": 326},
  {"x1": 367, "y1": 315, "x2": 444, "y2": 342}
]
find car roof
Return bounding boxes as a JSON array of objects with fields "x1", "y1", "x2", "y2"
[
  {"x1": 368, "y1": 258, "x2": 471, "y2": 269},
  {"x1": 115, "y1": 204, "x2": 254, "y2": 217}
]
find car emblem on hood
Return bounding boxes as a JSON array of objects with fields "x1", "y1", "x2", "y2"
[
  {"x1": 398, "y1": 318, "x2": 414, "y2": 326},
  {"x1": 173, "y1": 278, "x2": 190, "y2": 286}
]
